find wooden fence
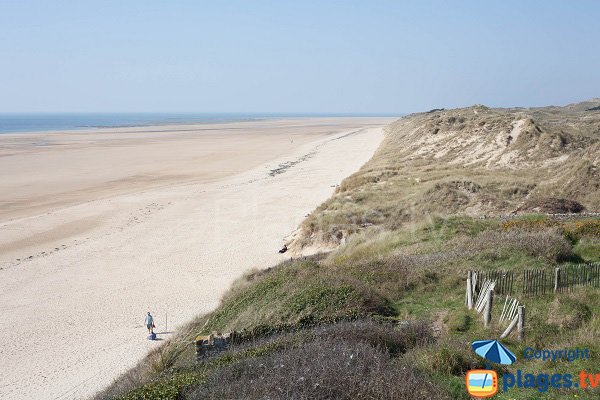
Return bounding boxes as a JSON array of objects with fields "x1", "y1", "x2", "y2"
[
  {"x1": 466, "y1": 263, "x2": 599, "y2": 340},
  {"x1": 471, "y1": 262, "x2": 600, "y2": 298},
  {"x1": 556, "y1": 262, "x2": 600, "y2": 293},
  {"x1": 473, "y1": 270, "x2": 514, "y2": 295},
  {"x1": 521, "y1": 269, "x2": 551, "y2": 297},
  {"x1": 465, "y1": 276, "x2": 525, "y2": 340}
]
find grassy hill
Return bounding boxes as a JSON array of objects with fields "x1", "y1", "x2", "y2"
[{"x1": 95, "y1": 101, "x2": 600, "y2": 400}]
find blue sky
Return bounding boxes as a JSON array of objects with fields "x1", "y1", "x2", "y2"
[{"x1": 1, "y1": 1, "x2": 599, "y2": 113}]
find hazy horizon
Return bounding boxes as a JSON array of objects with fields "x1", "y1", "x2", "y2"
[
  {"x1": 0, "y1": 112, "x2": 399, "y2": 134},
  {"x1": 1, "y1": 1, "x2": 599, "y2": 113}
]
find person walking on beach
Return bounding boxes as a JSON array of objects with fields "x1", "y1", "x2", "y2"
[{"x1": 145, "y1": 312, "x2": 155, "y2": 334}]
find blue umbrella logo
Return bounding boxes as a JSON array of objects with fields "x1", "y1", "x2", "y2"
[{"x1": 471, "y1": 339, "x2": 516, "y2": 365}]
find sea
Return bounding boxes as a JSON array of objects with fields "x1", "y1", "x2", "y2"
[{"x1": 0, "y1": 113, "x2": 393, "y2": 134}]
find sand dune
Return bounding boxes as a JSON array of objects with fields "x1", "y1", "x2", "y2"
[{"x1": 0, "y1": 118, "x2": 391, "y2": 399}]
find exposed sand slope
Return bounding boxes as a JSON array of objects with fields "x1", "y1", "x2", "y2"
[
  {"x1": 292, "y1": 102, "x2": 600, "y2": 252},
  {"x1": 0, "y1": 118, "x2": 389, "y2": 400}
]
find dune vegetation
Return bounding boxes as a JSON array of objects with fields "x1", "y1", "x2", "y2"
[
  {"x1": 96, "y1": 101, "x2": 600, "y2": 400},
  {"x1": 291, "y1": 102, "x2": 600, "y2": 253}
]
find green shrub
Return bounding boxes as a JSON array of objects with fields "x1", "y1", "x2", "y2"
[
  {"x1": 186, "y1": 321, "x2": 448, "y2": 400},
  {"x1": 202, "y1": 259, "x2": 394, "y2": 333}
]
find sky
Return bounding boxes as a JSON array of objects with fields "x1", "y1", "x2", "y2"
[{"x1": 0, "y1": 0, "x2": 599, "y2": 113}]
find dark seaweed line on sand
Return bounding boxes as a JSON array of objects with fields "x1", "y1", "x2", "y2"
[{"x1": 268, "y1": 128, "x2": 369, "y2": 177}]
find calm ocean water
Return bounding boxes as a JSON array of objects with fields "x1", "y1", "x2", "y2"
[{"x1": 0, "y1": 113, "x2": 392, "y2": 134}]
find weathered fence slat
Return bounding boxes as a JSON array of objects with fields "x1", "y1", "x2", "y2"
[{"x1": 521, "y1": 262, "x2": 600, "y2": 295}]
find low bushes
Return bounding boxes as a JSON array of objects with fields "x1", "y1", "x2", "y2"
[
  {"x1": 202, "y1": 259, "x2": 394, "y2": 334},
  {"x1": 186, "y1": 320, "x2": 447, "y2": 400},
  {"x1": 99, "y1": 215, "x2": 600, "y2": 400}
]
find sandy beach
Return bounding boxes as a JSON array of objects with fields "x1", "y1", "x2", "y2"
[{"x1": 0, "y1": 118, "x2": 391, "y2": 399}]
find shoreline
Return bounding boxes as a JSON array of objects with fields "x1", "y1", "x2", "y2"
[
  {"x1": 0, "y1": 118, "x2": 391, "y2": 399},
  {"x1": 0, "y1": 114, "x2": 395, "y2": 135}
]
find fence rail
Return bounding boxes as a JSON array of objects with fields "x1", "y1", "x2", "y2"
[{"x1": 471, "y1": 262, "x2": 600, "y2": 298}]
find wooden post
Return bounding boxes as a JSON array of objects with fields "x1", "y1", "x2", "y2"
[
  {"x1": 517, "y1": 306, "x2": 525, "y2": 341},
  {"x1": 465, "y1": 271, "x2": 469, "y2": 306},
  {"x1": 467, "y1": 271, "x2": 473, "y2": 310},
  {"x1": 554, "y1": 268, "x2": 560, "y2": 293},
  {"x1": 484, "y1": 289, "x2": 494, "y2": 328}
]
